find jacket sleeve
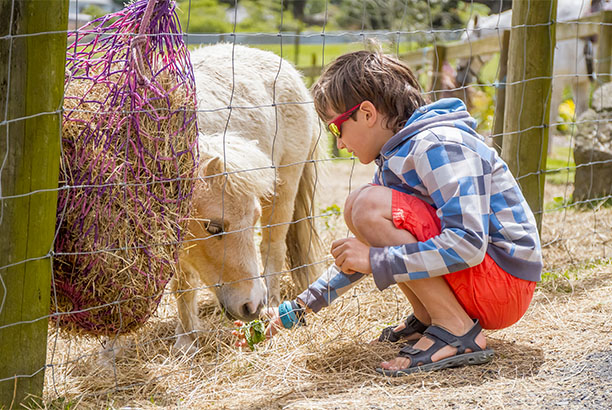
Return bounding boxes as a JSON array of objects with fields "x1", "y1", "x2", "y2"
[{"x1": 297, "y1": 265, "x2": 366, "y2": 313}]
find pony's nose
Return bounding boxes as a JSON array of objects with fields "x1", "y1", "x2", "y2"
[{"x1": 240, "y1": 299, "x2": 264, "y2": 319}]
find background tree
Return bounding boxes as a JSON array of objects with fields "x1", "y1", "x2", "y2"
[
  {"x1": 177, "y1": 0, "x2": 232, "y2": 33},
  {"x1": 471, "y1": 0, "x2": 512, "y2": 14},
  {"x1": 332, "y1": 0, "x2": 468, "y2": 31}
]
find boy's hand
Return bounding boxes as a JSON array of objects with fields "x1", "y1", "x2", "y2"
[
  {"x1": 232, "y1": 307, "x2": 283, "y2": 349},
  {"x1": 331, "y1": 237, "x2": 372, "y2": 274}
]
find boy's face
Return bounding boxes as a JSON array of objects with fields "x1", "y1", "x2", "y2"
[{"x1": 326, "y1": 101, "x2": 392, "y2": 164}]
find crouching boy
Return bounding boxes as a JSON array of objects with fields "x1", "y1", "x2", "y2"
[{"x1": 235, "y1": 50, "x2": 542, "y2": 377}]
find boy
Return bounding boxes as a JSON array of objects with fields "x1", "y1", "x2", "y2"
[{"x1": 234, "y1": 50, "x2": 542, "y2": 377}]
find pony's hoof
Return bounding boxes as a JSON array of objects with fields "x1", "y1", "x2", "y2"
[
  {"x1": 172, "y1": 335, "x2": 198, "y2": 356},
  {"x1": 97, "y1": 336, "x2": 130, "y2": 369}
]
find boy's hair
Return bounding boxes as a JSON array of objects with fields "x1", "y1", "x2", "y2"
[{"x1": 312, "y1": 50, "x2": 426, "y2": 134}]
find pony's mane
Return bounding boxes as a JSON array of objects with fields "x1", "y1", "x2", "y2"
[{"x1": 197, "y1": 132, "x2": 278, "y2": 200}]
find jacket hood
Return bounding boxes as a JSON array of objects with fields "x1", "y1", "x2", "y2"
[{"x1": 379, "y1": 98, "x2": 480, "y2": 156}]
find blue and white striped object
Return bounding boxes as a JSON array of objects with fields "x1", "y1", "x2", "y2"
[
  {"x1": 370, "y1": 98, "x2": 542, "y2": 291},
  {"x1": 297, "y1": 265, "x2": 365, "y2": 313}
]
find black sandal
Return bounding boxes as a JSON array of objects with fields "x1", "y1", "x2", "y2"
[
  {"x1": 378, "y1": 314, "x2": 428, "y2": 343},
  {"x1": 376, "y1": 319, "x2": 494, "y2": 377}
]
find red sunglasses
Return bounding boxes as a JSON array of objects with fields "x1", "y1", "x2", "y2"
[{"x1": 327, "y1": 103, "x2": 361, "y2": 138}]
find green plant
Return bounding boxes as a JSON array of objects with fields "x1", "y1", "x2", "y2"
[
  {"x1": 541, "y1": 258, "x2": 612, "y2": 293},
  {"x1": 48, "y1": 397, "x2": 76, "y2": 410},
  {"x1": 320, "y1": 204, "x2": 342, "y2": 229},
  {"x1": 238, "y1": 319, "x2": 266, "y2": 350},
  {"x1": 544, "y1": 195, "x2": 572, "y2": 211},
  {"x1": 470, "y1": 85, "x2": 495, "y2": 134},
  {"x1": 545, "y1": 145, "x2": 575, "y2": 186},
  {"x1": 540, "y1": 269, "x2": 574, "y2": 293},
  {"x1": 541, "y1": 269, "x2": 572, "y2": 283}
]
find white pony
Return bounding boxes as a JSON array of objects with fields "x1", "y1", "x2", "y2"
[
  {"x1": 456, "y1": 0, "x2": 595, "y2": 127},
  {"x1": 171, "y1": 44, "x2": 325, "y2": 353}
]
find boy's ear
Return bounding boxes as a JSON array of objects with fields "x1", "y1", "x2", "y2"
[{"x1": 359, "y1": 100, "x2": 378, "y2": 127}]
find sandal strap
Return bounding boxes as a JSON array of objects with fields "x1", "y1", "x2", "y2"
[
  {"x1": 378, "y1": 314, "x2": 428, "y2": 343},
  {"x1": 397, "y1": 319, "x2": 484, "y2": 367},
  {"x1": 397, "y1": 337, "x2": 444, "y2": 366},
  {"x1": 405, "y1": 314, "x2": 429, "y2": 335},
  {"x1": 424, "y1": 319, "x2": 483, "y2": 355}
]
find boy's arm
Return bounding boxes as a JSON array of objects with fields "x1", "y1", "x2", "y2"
[
  {"x1": 296, "y1": 264, "x2": 365, "y2": 313},
  {"x1": 370, "y1": 140, "x2": 491, "y2": 290},
  {"x1": 262, "y1": 265, "x2": 364, "y2": 333}
]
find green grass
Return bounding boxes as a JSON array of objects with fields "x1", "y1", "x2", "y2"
[
  {"x1": 189, "y1": 41, "x2": 421, "y2": 71},
  {"x1": 540, "y1": 258, "x2": 611, "y2": 293},
  {"x1": 545, "y1": 145, "x2": 575, "y2": 186},
  {"x1": 254, "y1": 43, "x2": 363, "y2": 68},
  {"x1": 253, "y1": 41, "x2": 421, "y2": 68}
]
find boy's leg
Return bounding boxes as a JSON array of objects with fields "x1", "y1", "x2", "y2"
[
  {"x1": 347, "y1": 185, "x2": 486, "y2": 369},
  {"x1": 395, "y1": 283, "x2": 431, "y2": 329},
  {"x1": 345, "y1": 185, "x2": 432, "y2": 329},
  {"x1": 380, "y1": 276, "x2": 486, "y2": 371},
  {"x1": 344, "y1": 184, "x2": 414, "y2": 247}
]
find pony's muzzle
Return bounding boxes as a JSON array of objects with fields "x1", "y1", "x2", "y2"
[
  {"x1": 217, "y1": 277, "x2": 267, "y2": 321},
  {"x1": 239, "y1": 298, "x2": 265, "y2": 320},
  {"x1": 222, "y1": 297, "x2": 265, "y2": 321}
]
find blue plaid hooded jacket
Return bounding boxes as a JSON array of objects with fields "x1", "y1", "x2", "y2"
[{"x1": 369, "y1": 98, "x2": 542, "y2": 291}]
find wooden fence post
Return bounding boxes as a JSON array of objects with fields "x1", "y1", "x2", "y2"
[
  {"x1": 596, "y1": 9, "x2": 612, "y2": 84},
  {"x1": 501, "y1": 0, "x2": 557, "y2": 232},
  {"x1": 0, "y1": 1, "x2": 68, "y2": 407},
  {"x1": 492, "y1": 30, "x2": 511, "y2": 154},
  {"x1": 310, "y1": 52, "x2": 318, "y2": 87},
  {"x1": 430, "y1": 44, "x2": 448, "y2": 101},
  {"x1": 294, "y1": 24, "x2": 302, "y2": 67}
]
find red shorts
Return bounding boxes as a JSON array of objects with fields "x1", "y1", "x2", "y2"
[{"x1": 391, "y1": 189, "x2": 536, "y2": 330}]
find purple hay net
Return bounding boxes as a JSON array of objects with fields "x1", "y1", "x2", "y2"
[{"x1": 54, "y1": 0, "x2": 198, "y2": 336}]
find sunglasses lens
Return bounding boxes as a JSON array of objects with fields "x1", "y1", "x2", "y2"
[{"x1": 328, "y1": 123, "x2": 340, "y2": 138}]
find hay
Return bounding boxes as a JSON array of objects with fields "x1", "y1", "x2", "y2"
[
  {"x1": 52, "y1": 0, "x2": 198, "y2": 336},
  {"x1": 41, "y1": 161, "x2": 612, "y2": 408},
  {"x1": 541, "y1": 182, "x2": 612, "y2": 275}
]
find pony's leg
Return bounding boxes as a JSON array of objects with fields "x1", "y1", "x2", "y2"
[
  {"x1": 170, "y1": 266, "x2": 200, "y2": 354},
  {"x1": 259, "y1": 165, "x2": 303, "y2": 305},
  {"x1": 260, "y1": 198, "x2": 290, "y2": 306}
]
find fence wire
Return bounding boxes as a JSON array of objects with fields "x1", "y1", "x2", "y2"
[{"x1": 1, "y1": 0, "x2": 611, "y2": 408}]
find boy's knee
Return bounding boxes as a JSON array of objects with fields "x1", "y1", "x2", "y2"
[
  {"x1": 344, "y1": 184, "x2": 373, "y2": 226},
  {"x1": 349, "y1": 185, "x2": 392, "y2": 229}
]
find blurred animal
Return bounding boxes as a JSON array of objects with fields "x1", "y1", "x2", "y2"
[
  {"x1": 435, "y1": 61, "x2": 476, "y2": 110},
  {"x1": 456, "y1": 0, "x2": 597, "y2": 130},
  {"x1": 171, "y1": 44, "x2": 325, "y2": 353}
]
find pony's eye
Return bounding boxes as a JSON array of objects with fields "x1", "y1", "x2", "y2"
[{"x1": 206, "y1": 221, "x2": 224, "y2": 236}]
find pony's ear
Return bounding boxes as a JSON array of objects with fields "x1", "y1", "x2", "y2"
[{"x1": 200, "y1": 155, "x2": 224, "y2": 177}]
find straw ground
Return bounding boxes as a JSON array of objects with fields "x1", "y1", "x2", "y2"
[{"x1": 39, "y1": 159, "x2": 612, "y2": 409}]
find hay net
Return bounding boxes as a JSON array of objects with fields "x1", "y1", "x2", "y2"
[{"x1": 54, "y1": 0, "x2": 198, "y2": 336}]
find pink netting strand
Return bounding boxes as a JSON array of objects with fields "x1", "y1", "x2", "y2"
[{"x1": 53, "y1": 0, "x2": 198, "y2": 336}]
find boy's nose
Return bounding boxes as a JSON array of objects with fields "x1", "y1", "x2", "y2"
[{"x1": 336, "y1": 138, "x2": 346, "y2": 151}]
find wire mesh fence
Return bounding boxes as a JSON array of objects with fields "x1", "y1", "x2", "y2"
[{"x1": 1, "y1": 0, "x2": 611, "y2": 408}]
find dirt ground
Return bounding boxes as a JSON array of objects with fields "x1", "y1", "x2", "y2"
[{"x1": 39, "y1": 158, "x2": 612, "y2": 409}]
